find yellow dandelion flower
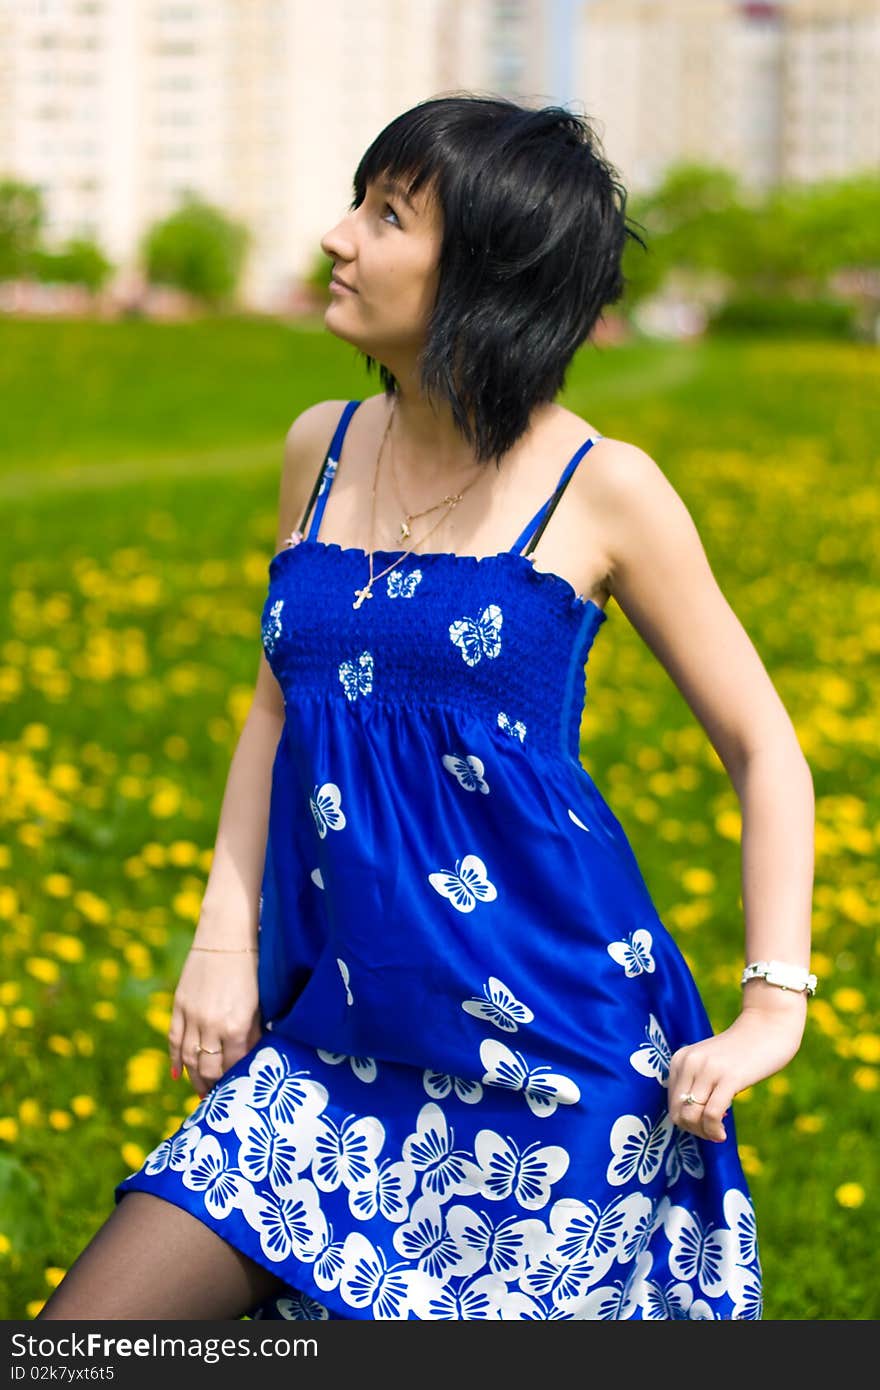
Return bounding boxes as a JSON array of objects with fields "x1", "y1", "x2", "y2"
[
  {"x1": 0, "y1": 886, "x2": 19, "y2": 920},
  {"x1": 0, "y1": 1118, "x2": 19, "y2": 1142},
  {"x1": 794, "y1": 1114, "x2": 824, "y2": 1134},
  {"x1": 18, "y1": 1099, "x2": 41, "y2": 1126},
  {"x1": 121, "y1": 1142, "x2": 146, "y2": 1171},
  {"x1": 832, "y1": 988, "x2": 866, "y2": 1014},
  {"x1": 73, "y1": 891, "x2": 111, "y2": 925},
  {"x1": 680, "y1": 867, "x2": 717, "y2": 895},
  {"x1": 48, "y1": 1110, "x2": 72, "y2": 1131},
  {"x1": 92, "y1": 1000, "x2": 117, "y2": 1021},
  {"x1": 168, "y1": 840, "x2": 199, "y2": 866},
  {"x1": 47, "y1": 1035, "x2": 75, "y2": 1057},
  {"x1": 26, "y1": 1300, "x2": 46, "y2": 1318},
  {"x1": 768, "y1": 1076, "x2": 790, "y2": 1096},
  {"x1": 161, "y1": 1116, "x2": 184, "y2": 1140},
  {"x1": 73, "y1": 1030, "x2": 94, "y2": 1056},
  {"x1": 11, "y1": 1006, "x2": 33, "y2": 1028},
  {"x1": 835, "y1": 1183, "x2": 865, "y2": 1209},
  {"x1": 736, "y1": 1086, "x2": 753, "y2": 1103},
  {"x1": 22, "y1": 723, "x2": 50, "y2": 748},
  {"x1": 0, "y1": 1233, "x2": 11, "y2": 1256},
  {"x1": 853, "y1": 1034, "x2": 880, "y2": 1064},
  {"x1": 715, "y1": 808, "x2": 742, "y2": 842},
  {"x1": 44, "y1": 1267, "x2": 66, "y2": 1289},
  {"x1": 853, "y1": 1067, "x2": 878, "y2": 1091},
  {"x1": 738, "y1": 1145, "x2": 763, "y2": 1176},
  {"x1": 183, "y1": 1092, "x2": 201, "y2": 1116},
  {"x1": 172, "y1": 889, "x2": 203, "y2": 923},
  {"x1": 70, "y1": 1095, "x2": 96, "y2": 1119},
  {"x1": 44, "y1": 933, "x2": 84, "y2": 963},
  {"x1": 0, "y1": 982, "x2": 20, "y2": 1005},
  {"x1": 98, "y1": 958, "x2": 120, "y2": 983},
  {"x1": 808, "y1": 999, "x2": 842, "y2": 1037},
  {"x1": 125, "y1": 1049, "x2": 166, "y2": 1094},
  {"x1": 151, "y1": 787, "x2": 182, "y2": 818},
  {"x1": 122, "y1": 1107, "x2": 148, "y2": 1126},
  {"x1": 25, "y1": 957, "x2": 60, "y2": 985},
  {"x1": 43, "y1": 874, "x2": 73, "y2": 897}
]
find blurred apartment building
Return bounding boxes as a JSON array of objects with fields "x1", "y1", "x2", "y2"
[{"x1": 0, "y1": 0, "x2": 877, "y2": 313}]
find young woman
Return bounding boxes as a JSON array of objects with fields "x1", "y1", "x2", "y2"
[{"x1": 39, "y1": 94, "x2": 815, "y2": 1322}]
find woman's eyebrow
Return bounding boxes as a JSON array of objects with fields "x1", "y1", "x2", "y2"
[{"x1": 380, "y1": 179, "x2": 416, "y2": 210}]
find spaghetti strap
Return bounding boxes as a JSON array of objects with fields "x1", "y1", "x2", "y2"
[
  {"x1": 299, "y1": 400, "x2": 363, "y2": 541},
  {"x1": 508, "y1": 434, "x2": 603, "y2": 557}
]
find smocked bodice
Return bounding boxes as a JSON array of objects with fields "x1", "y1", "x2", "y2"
[{"x1": 260, "y1": 537, "x2": 606, "y2": 761}]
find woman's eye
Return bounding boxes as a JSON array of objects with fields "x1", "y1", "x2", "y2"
[{"x1": 382, "y1": 203, "x2": 400, "y2": 227}]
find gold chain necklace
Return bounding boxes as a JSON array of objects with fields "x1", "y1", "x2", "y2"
[
  {"x1": 352, "y1": 397, "x2": 484, "y2": 610},
  {"x1": 388, "y1": 414, "x2": 481, "y2": 541}
]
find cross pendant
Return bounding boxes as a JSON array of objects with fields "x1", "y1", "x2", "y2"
[{"x1": 352, "y1": 584, "x2": 373, "y2": 610}]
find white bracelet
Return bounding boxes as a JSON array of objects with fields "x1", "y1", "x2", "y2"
[{"x1": 741, "y1": 959, "x2": 817, "y2": 996}]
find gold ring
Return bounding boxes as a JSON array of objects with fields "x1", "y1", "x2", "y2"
[
  {"x1": 195, "y1": 1045, "x2": 222, "y2": 1056},
  {"x1": 680, "y1": 1092, "x2": 702, "y2": 1106}
]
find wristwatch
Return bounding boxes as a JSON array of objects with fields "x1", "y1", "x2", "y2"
[{"x1": 741, "y1": 959, "x2": 817, "y2": 996}]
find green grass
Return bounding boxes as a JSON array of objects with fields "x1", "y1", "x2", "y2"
[{"x1": 1, "y1": 317, "x2": 878, "y2": 1320}]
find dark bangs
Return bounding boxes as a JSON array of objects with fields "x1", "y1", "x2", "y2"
[{"x1": 349, "y1": 92, "x2": 646, "y2": 465}]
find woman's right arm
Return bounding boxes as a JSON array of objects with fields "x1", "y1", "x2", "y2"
[{"x1": 168, "y1": 400, "x2": 345, "y2": 1097}]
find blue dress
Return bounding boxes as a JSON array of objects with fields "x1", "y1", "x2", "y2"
[{"x1": 115, "y1": 398, "x2": 763, "y2": 1321}]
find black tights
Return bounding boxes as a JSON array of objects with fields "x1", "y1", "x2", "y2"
[{"x1": 37, "y1": 1192, "x2": 288, "y2": 1321}]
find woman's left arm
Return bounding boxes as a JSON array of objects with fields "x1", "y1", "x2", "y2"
[{"x1": 585, "y1": 439, "x2": 815, "y2": 1145}]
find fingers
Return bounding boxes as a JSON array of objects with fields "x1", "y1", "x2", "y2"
[
  {"x1": 672, "y1": 1077, "x2": 729, "y2": 1143},
  {"x1": 168, "y1": 1003, "x2": 184, "y2": 1082}
]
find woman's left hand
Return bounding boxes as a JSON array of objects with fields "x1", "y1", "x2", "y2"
[{"x1": 667, "y1": 993, "x2": 808, "y2": 1143}]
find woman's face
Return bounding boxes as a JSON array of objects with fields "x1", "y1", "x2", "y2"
[{"x1": 319, "y1": 174, "x2": 443, "y2": 364}]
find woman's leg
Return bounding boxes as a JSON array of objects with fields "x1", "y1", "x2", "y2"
[{"x1": 37, "y1": 1191, "x2": 287, "y2": 1321}]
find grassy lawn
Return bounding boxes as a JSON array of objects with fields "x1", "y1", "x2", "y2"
[{"x1": 1, "y1": 317, "x2": 878, "y2": 1320}]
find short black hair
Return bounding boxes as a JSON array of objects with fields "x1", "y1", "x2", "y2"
[{"x1": 347, "y1": 92, "x2": 646, "y2": 465}]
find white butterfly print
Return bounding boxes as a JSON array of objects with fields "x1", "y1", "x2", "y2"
[
  {"x1": 338, "y1": 648, "x2": 374, "y2": 702},
  {"x1": 448, "y1": 603, "x2": 503, "y2": 666},
  {"x1": 312, "y1": 1112, "x2": 384, "y2": 1193},
  {"x1": 545, "y1": 1196, "x2": 629, "y2": 1282},
  {"x1": 496, "y1": 710, "x2": 526, "y2": 741},
  {"x1": 629, "y1": 1013, "x2": 671, "y2": 1085},
  {"x1": 339, "y1": 1232, "x2": 415, "y2": 1319},
  {"x1": 663, "y1": 1204, "x2": 738, "y2": 1298},
  {"x1": 606, "y1": 1111, "x2": 674, "y2": 1187},
  {"x1": 467, "y1": 1131, "x2": 570, "y2": 1210},
  {"x1": 607, "y1": 928, "x2": 655, "y2": 977},
  {"x1": 727, "y1": 1263, "x2": 762, "y2": 1320},
  {"x1": 428, "y1": 853, "x2": 497, "y2": 913},
  {"x1": 336, "y1": 957, "x2": 353, "y2": 1005},
  {"x1": 444, "y1": 1206, "x2": 552, "y2": 1282},
  {"x1": 309, "y1": 781, "x2": 346, "y2": 838},
  {"x1": 181, "y1": 1135, "x2": 243, "y2": 1219},
  {"x1": 182, "y1": 1074, "x2": 250, "y2": 1133},
  {"x1": 519, "y1": 1251, "x2": 597, "y2": 1310},
  {"x1": 462, "y1": 975, "x2": 534, "y2": 1033},
  {"x1": 567, "y1": 807, "x2": 590, "y2": 832},
  {"x1": 479, "y1": 1039, "x2": 581, "y2": 1117},
  {"x1": 144, "y1": 1125, "x2": 200, "y2": 1175},
  {"x1": 387, "y1": 569, "x2": 422, "y2": 597},
  {"x1": 723, "y1": 1188, "x2": 759, "y2": 1267},
  {"x1": 401, "y1": 1103, "x2": 477, "y2": 1204},
  {"x1": 665, "y1": 1127, "x2": 705, "y2": 1185},
  {"x1": 248, "y1": 1047, "x2": 328, "y2": 1126},
  {"x1": 422, "y1": 1069, "x2": 484, "y2": 1104},
  {"x1": 315, "y1": 1049, "x2": 378, "y2": 1083},
  {"x1": 310, "y1": 1223, "x2": 348, "y2": 1291},
  {"x1": 441, "y1": 753, "x2": 490, "y2": 794},
  {"x1": 238, "y1": 1108, "x2": 300, "y2": 1191},
  {"x1": 238, "y1": 1179, "x2": 327, "y2": 1264},
  {"x1": 349, "y1": 1157, "x2": 416, "y2": 1224},
  {"x1": 261, "y1": 598, "x2": 284, "y2": 656},
  {"x1": 409, "y1": 1273, "x2": 506, "y2": 1321},
  {"x1": 273, "y1": 1291, "x2": 331, "y2": 1320},
  {"x1": 317, "y1": 458, "x2": 337, "y2": 497},
  {"x1": 392, "y1": 1195, "x2": 463, "y2": 1282}
]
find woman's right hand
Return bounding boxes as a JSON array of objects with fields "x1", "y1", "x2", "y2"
[{"x1": 168, "y1": 947, "x2": 261, "y2": 1100}]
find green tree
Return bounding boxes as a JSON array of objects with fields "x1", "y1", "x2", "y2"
[
  {"x1": 0, "y1": 178, "x2": 45, "y2": 280},
  {"x1": 141, "y1": 193, "x2": 251, "y2": 310}
]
